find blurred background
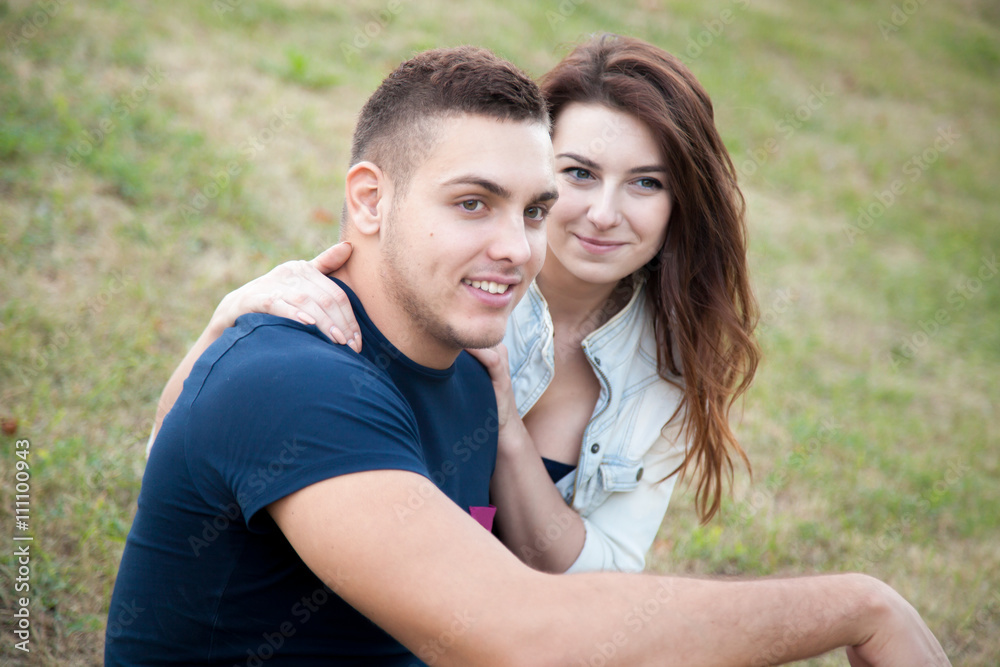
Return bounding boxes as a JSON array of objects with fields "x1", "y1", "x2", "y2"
[{"x1": 1, "y1": 0, "x2": 997, "y2": 664}]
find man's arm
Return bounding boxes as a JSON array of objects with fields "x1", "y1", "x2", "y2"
[{"x1": 270, "y1": 469, "x2": 949, "y2": 667}]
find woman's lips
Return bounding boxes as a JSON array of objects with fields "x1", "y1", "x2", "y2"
[{"x1": 573, "y1": 233, "x2": 626, "y2": 254}]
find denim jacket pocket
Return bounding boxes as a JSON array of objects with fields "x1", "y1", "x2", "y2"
[{"x1": 597, "y1": 458, "x2": 645, "y2": 493}]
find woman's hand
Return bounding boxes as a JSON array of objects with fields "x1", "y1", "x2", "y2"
[
  {"x1": 212, "y1": 242, "x2": 362, "y2": 351},
  {"x1": 465, "y1": 344, "x2": 529, "y2": 449}
]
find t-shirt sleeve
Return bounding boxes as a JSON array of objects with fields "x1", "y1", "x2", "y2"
[{"x1": 182, "y1": 320, "x2": 428, "y2": 532}]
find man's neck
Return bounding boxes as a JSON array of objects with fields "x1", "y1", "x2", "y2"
[{"x1": 331, "y1": 261, "x2": 460, "y2": 370}]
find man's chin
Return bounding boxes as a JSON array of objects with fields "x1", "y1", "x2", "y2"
[{"x1": 454, "y1": 326, "x2": 506, "y2": 351}]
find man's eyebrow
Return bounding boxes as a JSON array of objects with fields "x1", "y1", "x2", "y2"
[
  {"x1": 442, "y1": 176, "x2": 558, "y2": 206},
  {"x1": 441, "y1": 176, "x2": 512, "y2": 200},
  {"x1": 535, "y1": 188, "x2": 559, "y2": 203}
]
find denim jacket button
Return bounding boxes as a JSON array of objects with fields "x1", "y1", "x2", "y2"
[
  {"x1": 636, "y1": 467, "x2": 644, "y2": 481},
  {"x1": 590, "y1": 443, "x2": 600, "y2": 454}
]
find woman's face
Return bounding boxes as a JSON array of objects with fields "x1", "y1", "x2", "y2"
[{"x1": 543, "y1": 103, "x2": 672, "y2": 289}]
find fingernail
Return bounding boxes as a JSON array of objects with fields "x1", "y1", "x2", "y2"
[
  {"x1": 353, "y1": 332, "x2": 362, "y2": 351},
  {"x1": 297, "y1": 311, "x2": 317, "y2": 326},
  {"x1": 330, "y1": 326, "x2": 347, "y2": 345}
]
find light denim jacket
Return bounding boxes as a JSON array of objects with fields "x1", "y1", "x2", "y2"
[{"x1": 503, "y1": 276, "x2": 688, "y2": 573}]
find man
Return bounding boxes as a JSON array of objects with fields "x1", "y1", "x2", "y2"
[{"x1": 107, "y1": 47, "x2": 949, "y2": 666}]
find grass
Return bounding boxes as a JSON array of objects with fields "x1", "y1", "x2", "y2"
[{"x1": 1, "y1": 0, "x2": 998, "y2": 664}]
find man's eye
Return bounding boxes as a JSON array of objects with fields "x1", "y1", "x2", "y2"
[
  {"x1": 525, "y1": 206, "x2": 548, "y2": 221},
  {"x1": 460, "y1": 200, "x2": 484, "y2": 212}
]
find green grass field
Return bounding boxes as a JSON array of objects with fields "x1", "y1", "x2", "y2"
[{"x1": 1, "y1": 0, "x2": 998, "y2": 664}]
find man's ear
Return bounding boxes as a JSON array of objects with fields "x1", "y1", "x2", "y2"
[{"x1": 345, "y1": 161, "x2": 391, "y2": 236}]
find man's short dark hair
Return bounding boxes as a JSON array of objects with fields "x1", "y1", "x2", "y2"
[{"x1": 349, "y1": 46, "x2": 549, "y2": 195}]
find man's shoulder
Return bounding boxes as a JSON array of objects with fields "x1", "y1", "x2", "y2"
[
  {"x1": 221, "y1": 313, "x2": 382, "y2": 373},
  {"x1": 194, "y1": 313, "x2": 404, "y2": 409}
]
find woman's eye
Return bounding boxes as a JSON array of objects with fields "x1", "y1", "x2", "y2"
[
  {"x1": 564, "y1": 167, "x2": 593, "y2": 181},
  {"x1": 460, "y1": 199, "x2": 484, "y2": 212},
  {"x1": 635, "y1": 177, "x2": 663, "y2": 190}
]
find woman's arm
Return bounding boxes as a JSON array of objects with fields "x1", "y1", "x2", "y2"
[
  {"x1": 492, "y1": 422, "x2": 685, "y2": 574},
  {"x1": 467, "y1": 345, "x2": 586, "y2": 573},
  {"x1": 468, "y1": 346, "x2": 688, "y2": 573},
  {"x1": 490, "y1": 419, "x2": 588, "y2": 572},
  {"x1": 150, "y1": 243, "x2": 357, "y2": 443}
]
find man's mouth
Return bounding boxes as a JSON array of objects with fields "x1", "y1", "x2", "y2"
[{"x1": 462, "y1": 279, "x2": 510, "y2": 295}]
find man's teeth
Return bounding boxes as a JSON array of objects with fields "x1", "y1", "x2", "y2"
[{"x1": 463, "y1": 279, "x2": 509, "y2": 294}]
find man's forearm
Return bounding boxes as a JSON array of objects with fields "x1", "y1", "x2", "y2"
[
  {"x1": 273, "y1": 470, "x2": 949, "y2": 667},
  {"x1": 517, "y1": 572, "x2": 888, "y2": 667}
]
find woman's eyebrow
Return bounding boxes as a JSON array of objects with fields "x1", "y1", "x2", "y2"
[
  {"x1": 627, "y1": 164, "x2": 668, "y2": 175},
  {"x1": 556, "y1": 152, "x2": 599, "y2": 170},
  {"x1": 558, "y1": 152, "x2": 666, "y2": 176}
]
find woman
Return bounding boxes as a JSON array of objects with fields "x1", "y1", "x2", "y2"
[{"x1": 152, "y1": 34, "x2": 759, "y2": 574}]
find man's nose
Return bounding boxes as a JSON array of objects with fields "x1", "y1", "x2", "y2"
[{"x1": 487, "y1": 210, "x2": 533, "y2": 267}]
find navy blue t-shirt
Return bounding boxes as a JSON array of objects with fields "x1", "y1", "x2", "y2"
[{"x1": 106, "y1": 278, "x2": 498, "y2": 666}]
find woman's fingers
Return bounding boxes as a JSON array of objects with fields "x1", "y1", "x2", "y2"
[
  {"x1": 466, "y1": 344, "x2": 517, "y2": 427},
  {"x1": 465, "y1": 346, "x2": 504, "y2": 377},
  {"x1": 229, "y1": 251, "x2": 362, "y2": 350},
  {"x1": 283, "y1": 262, "x2": 361, "y2": 350},
  {"x1": 310, "y1": 241, "x2": 352, "y2": 275}
]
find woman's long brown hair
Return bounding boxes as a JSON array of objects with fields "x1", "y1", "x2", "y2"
[{"x1": 540, "y1": 34, "x2": 760, "y2": 523}]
